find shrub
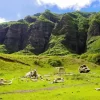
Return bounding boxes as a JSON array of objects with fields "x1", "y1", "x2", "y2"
[
  {"x1": 92, "y1": 54, "x2": 100, "y2": 65},
  {"x1": 34, "y1": 60, "x2": 40, "y2": 65},
  {"x1": 48, "y1": 59, "x2": 62, "y2": 67},
  {"x1": 24, "y1": 15, "x2": 37, "y2": 23}
]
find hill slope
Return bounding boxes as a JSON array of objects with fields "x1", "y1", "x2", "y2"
[{"x1": 0, "y1": 10, "x2": 100, "y2": 56}]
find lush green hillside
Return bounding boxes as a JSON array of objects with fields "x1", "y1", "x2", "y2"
[
  {"x1": 1, "y1": 10, "x2": 100, "y2": 100},
  {"x1": 0, "y1": 10, "x2": 100, "y2": 56},
  {"x1": 0, "y1": 11, "x2": 100, "y2": 65}
]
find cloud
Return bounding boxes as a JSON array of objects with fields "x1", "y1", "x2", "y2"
[
  {"x1": 36, "y1": 0, "x2": 98, "y2": 10},
  {"x1": 0, "y1": 17, "x2": 7, "y2": 23}
]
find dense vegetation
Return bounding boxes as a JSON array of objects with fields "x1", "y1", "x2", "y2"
[
  {"x1": 0, "y1": 10, "x2": 100, "y2": 64},
  {"x1": 0, "y1": 10, "x2": 100, "y2": 100},
  {"x1": 0, "y1": 10, "x2": 100, "y2": 55}
]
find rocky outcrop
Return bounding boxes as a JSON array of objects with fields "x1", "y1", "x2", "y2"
[
  {"x1": 0, "y1": 24, "x2": 9, "y2": 44},
  {"x1": 4, "y1": 23, "x2": 28, "y2": 53},
  {"x1": 88, "y1": 21, "x2": 100, "y2": 38},
  {"x1": 28, "y1": 21, "x2": 54, "y2": 54},
  {"x1": 41, "y1": 10, "x2": 59, "y2": 23},
  {"x1": 52, "y1": 14, "x2": 79, "y2": 53},
  {"x1": 87, "y1": 13, "x2": 100, "y2": 38},
  {"x1": 78, "y1": 18, "x2": 89, "y2": 54},
  {"x1": 52, "y1": 14, "x2": 73, "y2": 35},
  {"x1": 0, "y1": 20, "x2": 54, "y2": 54},
  {"x1": 51, "y1": 14, "x2": 88, "y2": 54},
  {"x1": 78, "y1": 32, "x2": 87, "y2": 54},
  {"x1": 86, "y1": 14, "x2": 100, "y2": 53},
  {"x1": 24, "y1": 16, "x2": 37, "y2": 23}
]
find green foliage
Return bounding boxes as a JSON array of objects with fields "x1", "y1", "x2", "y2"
[
  {"x1": 0, "y1": 20, "x2": 29, "y2": 30},
  {"x1": 15, "y1": 44, "x2": 35, "y2": 55},
  {"x1": 92, "y1": 54, "x2": 100, "y2": 64},
  {"x1": 48, "y1": 59, "x2": 62, "y2": 67},
  {"x1": 53, "y1": 14, "x2": 77, "y2": 35},
  {"x1": 39, "y1": 14, "x2": 49, "y2": 21},
  {"x1": 10, "y1": 21, "x2": 28, "y2": 26},
  {"x1": 34, "y1": 13, "x2": 41, "y2": 17},
  {"x1": 68, "y1": 11, "x2": 89, "y2": 34},
  {"x1": 25, "y1": 44, "x2": 34, "y2": 52},
  {"x1": 44, "y1": 35, "x2": 70, "y2": 55},
  {"x1": 80, "y1": 53, "x2": 100, "y2": 65},
  {"x1": 38, "y1": 10, "x2": 59, "y2": 23},
  {"x1": 89, "y1": 13, "x2": 100, "y2": 25},
  {"x1": 88, "y1": 13, "x2": 100, "y2": 38},
  {"x1": 72, "y1": 11, "x2": 92, "y2": 18},
  {"x1": 1, "y1": 11, "x2": 100, "y2": 57},
  {"x1": 87, "y1": 36, "x2": 100, "y2": 53},
  {"x1": 78, "y1": 17, "x2": 89, "y2": 33},
  {"x1": 0, "y1": 23, "x2": 9, "y2": 28},
  {"x1": 1, "y1": 10, "x2": 100, "y2": 100},
  {"x1": 24, "y1": 15, "x2": 37, "y2": 23},
  {"x1": 34, "y1": 60, "x2": 40, "y2": 65},
  {"x1": 0, "y1": 45, "x2": 8, "y2": 53}
]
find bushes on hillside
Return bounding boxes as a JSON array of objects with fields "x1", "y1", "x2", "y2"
[{"x1": 48, "y1": 59, "x2": 62, "y2": 67}]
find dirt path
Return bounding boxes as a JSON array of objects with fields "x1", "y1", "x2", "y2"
[{"x1": 0, "y1": 83, "x2": 92, "y2": 95}]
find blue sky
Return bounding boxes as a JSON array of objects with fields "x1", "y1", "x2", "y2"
[{"x1": 0, "y1": 0, "x2": 100, "y2": 23}]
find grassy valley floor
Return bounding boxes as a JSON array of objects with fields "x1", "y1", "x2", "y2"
[{"x1": 0, "y1": 54, "x2": 100, "y2": 100}]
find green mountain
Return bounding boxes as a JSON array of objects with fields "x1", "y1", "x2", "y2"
[{"x1": 0, "y1": 10, "x2": 100, "y2": 57}]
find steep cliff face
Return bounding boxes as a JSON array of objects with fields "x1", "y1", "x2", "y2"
[
  {"x1": 47, "y1": 14, "x2": 87, "y2": 54},
  {"x1": 60, "y1": 14, "x2": 79, "y2": 53},
  {"x1": 88, "y1": 21, "x2": 100, "y2": 37},
  {"x1": 4, "y1": 23, "x2": 28, "y2": 53},
  {"x1": 28, "y1": 21, "x2": 54, "y2": 54},
  {"x1": 78, "y1": 31, "x2": 87, "y2": 54},
  {"x1": 0, "y1": 11, "x2": 100, "y2": 55},
  {"x1": 87, "y1": 14, "x2": 100, "y2": 53},
  {"x1": 78, "y1": 17, "x2": 89, "y2": 54},
  {"x1": 0, "y1": 10, "x2": 59, "y2": 54},
  {"x1": 0, "y1": 24, "x2": 9, "y2": 44}
]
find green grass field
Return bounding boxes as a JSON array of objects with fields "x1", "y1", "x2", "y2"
[{"x1": 0, "y1": 54, "x2": 100, "y2": 100}]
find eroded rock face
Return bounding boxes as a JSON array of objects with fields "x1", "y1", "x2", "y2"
[
  {"x1": 4, "y1": 23, "x2": 28, "y2": 53},
  {"x1": 52, "y1": 14, "x2": 87, "y2": 54},
  {"x1": 52, "y1": 14, "x2": 79, "y2": 53},
  {"x1": 0, "y1": 25, "x2": 9, "y2": 44},
  {"x1": 0, "y1": 20, "x2": 54, "y2": 54},
  {"x1": 28, "y1": 21, "x2": 54, "y2": 54},
  {"x1": 88, "y1": 21, "x2": 100, "y2": 37},
  {"x1": 1, "y1": 11, "x2": 100, "y2": 55}
]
